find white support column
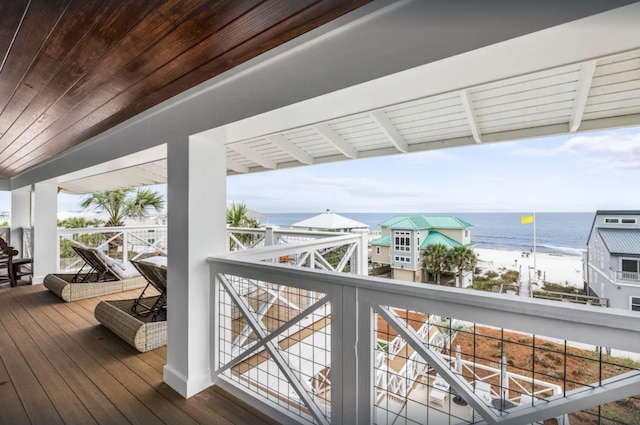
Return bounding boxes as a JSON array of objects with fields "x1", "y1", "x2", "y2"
[
  {"x1": 10, "y1": 186, "x2": 31, "y2": 257},
  {"x1": 353, "y1": 229, "x2": 369, "y2": 276},
  {"x1": 164, "y1": 133, "x2": 227, "y2": 398},
  {"x1": 32, "y1": 183, "x2": 58, "y2": 284}
]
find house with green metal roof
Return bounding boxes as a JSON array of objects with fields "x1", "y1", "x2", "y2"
[
  {"x1": 584, "y1": 210, "x2": 640, "y2": 311},
  {"x1": 370, "y1": 215, "x2": 475, "y2": 286}
]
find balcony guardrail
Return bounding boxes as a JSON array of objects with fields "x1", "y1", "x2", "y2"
[
  {"x1": 57, "y1": 225, "x2": 168, "y2": 272},
  {"x1": 616, "y1": 270, "x2": 640, "y2": 283},
  {"x1": 208, "y1": 242, "x2": 640, "y2": 425}
]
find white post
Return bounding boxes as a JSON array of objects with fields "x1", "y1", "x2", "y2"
[
  {"x1": 164, "y1": 133, "x2": 227, "y2": 398},
  {"x1": 11, "y1": 187, "x2": 31, "y2": 258},
  {"x1": 122, "y1": 230, "x2": 129, "y2": 263},
  {"x1": 265, "y1": 225, "x2": 278, "y2": 246},
  {"x1": 533, "y1": 212, "x2": 537, "y2": 281},
  {"x1": 352, "y1": 229, "x2": 369, "y2": 276},
  {"x1": 32, "y1": 182, "x2": 58, "y2": 283}
]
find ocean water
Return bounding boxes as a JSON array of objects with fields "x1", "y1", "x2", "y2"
[{"x1": 262, "y1": 212, "x2": 594, "y2": 256}]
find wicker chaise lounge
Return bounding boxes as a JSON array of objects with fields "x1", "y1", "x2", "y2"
[
  {"x1": 44, "y1": 246, "x2": 147, "y2": 302},
  {"x1": 94, "y1": 257, "x2": 168, "y2": 352}
]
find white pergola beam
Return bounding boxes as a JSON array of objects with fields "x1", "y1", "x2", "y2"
[
  {"x1": 369, "y1": 110, "x2": 408, "y2": 153},
  {"x1": 266, "y1": 134, "x2": 314, "y2": 164},
  {"x1": 230, "y1": 144, "x2": 276, "y2": 169},
  {"x1": 226, "y1": 158, "x2": 249, "y2": 173},
  {"x1": 569, "y1": 60, "x2": 597, "y2": 132},
  {"x1": 315, "y1": 123, "x2": 358, "y2": 159},
  {"x1": 460, "y1": 89, "x2": 483, "y2": 143}
]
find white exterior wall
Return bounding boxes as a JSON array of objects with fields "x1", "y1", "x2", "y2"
[{"x1": 11, "y1": 187, "x2": 31, "y2": 258}]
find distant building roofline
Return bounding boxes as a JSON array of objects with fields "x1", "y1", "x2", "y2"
[{"x1": 595, "y1": 210, "x2": 640, "y2": 215}]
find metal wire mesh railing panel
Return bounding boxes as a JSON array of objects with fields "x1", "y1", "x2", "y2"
[
  {"x1": 216, "y1": 273, "x2": 331, "y2": 425},
  {"x1": 372, "y1": 306, "x2": 640, "y2": 425}
]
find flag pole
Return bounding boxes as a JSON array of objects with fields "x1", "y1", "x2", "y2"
[{"x1": 533, "y1": 212, "x2": 537, "y2": 281}]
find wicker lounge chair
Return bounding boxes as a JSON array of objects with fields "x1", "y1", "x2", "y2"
[
  {"x1": 94, "y1": 257, "x2": 168, "y2": 352},
  {"x1": 44, "y1": 246, "x2": 147, "y2": 302},
  {"x1": 130, "y1": 259, "x2": 167, "y2": 321}
]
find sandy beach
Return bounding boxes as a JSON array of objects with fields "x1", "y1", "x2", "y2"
[{"x1": 474, "y1": 247, "x2": 584, "y2": 288}]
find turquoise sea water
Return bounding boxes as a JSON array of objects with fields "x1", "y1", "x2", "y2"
[{"x1": 262, "y1": 212, "x2": 594, "y2": 256}]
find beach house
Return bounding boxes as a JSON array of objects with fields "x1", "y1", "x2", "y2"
[
  {"x1": 0, "y1": 2, "x2": 639, "y2": 425},
  {"x1": 584, "y1": 210, "x2": 640, "y2": 311},
  {"x1": 370, "y1": 215, "x2": 475, "y2": 285}
]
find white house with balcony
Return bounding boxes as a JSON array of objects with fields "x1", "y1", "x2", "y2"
[{"x1": 584, "y1": 210, "x2": 640, "y2": 311}]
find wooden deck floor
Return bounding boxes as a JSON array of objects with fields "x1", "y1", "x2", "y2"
[{"x1": 0, "y1": 284, "x2": 278, "y2": 425}]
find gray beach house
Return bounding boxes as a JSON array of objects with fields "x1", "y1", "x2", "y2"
[{"x1": 584, "y1": 210, "x2": 640, "y2": 311}]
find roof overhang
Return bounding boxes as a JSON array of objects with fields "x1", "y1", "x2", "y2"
[{"x1": 15, "y1": 1, "x2": 640, "y2": 193}]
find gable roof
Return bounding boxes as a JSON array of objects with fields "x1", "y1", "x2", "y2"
[
  {"x1": 598, "y1": 228, "x2": 640, "y2": 255},
  {"x1": 586, "y1": 210, "x2": 640, "y2": 244},
  {"x1": 379, "y1": 215, "x2": 473, "y2": 230}
]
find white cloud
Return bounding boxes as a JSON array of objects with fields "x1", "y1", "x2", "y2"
[{"x1": 556, "y1": 132, "x2": 640, "y2": 170}]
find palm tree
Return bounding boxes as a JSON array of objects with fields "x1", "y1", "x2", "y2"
[
  {"x1": 226, "y1": 202, "x2": 261, "y2": 250},
  {"x1": 421, "y1": 243, "x2": 451, "y2": 285},
  {"x1": 81, "y1": 188, "x2": 164, "y2": 227},
  {"x1": 449, "y1": 246, "x2": 477, "y2": 288},
  {"x1": 80, "y1": 188, "x2": 164, "y2": 255}
]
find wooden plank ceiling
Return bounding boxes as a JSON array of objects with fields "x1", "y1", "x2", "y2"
[{"x1": 0, "y1": 0, "x2": 369, "y2": 179}]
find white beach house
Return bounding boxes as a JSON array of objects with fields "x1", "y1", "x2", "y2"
[{"x1": 1, "y1": 2, "x2": 640, "y2": 425}]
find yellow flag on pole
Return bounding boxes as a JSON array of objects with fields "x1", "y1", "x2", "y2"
[{"x1": 521, "y1": 215, "x2": 534, "y2": 224}]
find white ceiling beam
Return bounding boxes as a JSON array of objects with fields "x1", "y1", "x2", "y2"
[
  {"x1": 315, "y1": 123, "x2": 358, "y2": 159},
  {"x1": 460, "y1": 89, "x2": 483, "y2": 143},
  {"x1": 569, "y1": 60, "x2": 597, "y2": 132},
  {"x1": 226, "y1": 158, "x2": 249, "y2": 173},
  {"x1": 266, "y1": 134, "x2": 314, "y2": 164},
  {"x1": 229, "y1": 144, "x2": 276, "y2": 169},
  {"x1": 369, "y1": 110, "x2": 408, "y2": 153}
]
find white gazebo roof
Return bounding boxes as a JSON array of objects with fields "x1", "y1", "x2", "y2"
[{"x1": 291, "y1": 209, "x2": 368, "y2": 231}]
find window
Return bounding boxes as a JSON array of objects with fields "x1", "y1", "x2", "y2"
[
  {"x1": 604, "y1": 218, "x2": 619, "y2": 224},
  {"x1": 464, "y1": 230, "x2": 469, "y2": 237},
  {"x1": 631, "y1": 297, "x2": 640, "y2": 312},
  {"x1": 621, "y1": 258, "x2": 639, "y2": 273},
  {"x1": 621, "y1": 218, "x2": 637, "y2": 224},
  {"x1": 375, "y1": 247, "x2": 380, "y2": 255},
  {"x1": 394, "y1": 231, "x2": 411, "y2": 252},
  {"x1": 394, "y1": 255, "x2": 410, "y2": 263}
]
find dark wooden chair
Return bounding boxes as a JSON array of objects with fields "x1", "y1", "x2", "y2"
[{"x1": 0, "y1": 238, "x2": 32, "y2": 286}]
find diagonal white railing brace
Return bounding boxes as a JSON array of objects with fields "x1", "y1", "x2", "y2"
[
  {"x1": 218, "y1": 274, "x2": 331, "y2": 425},
  {"x1": 377, "y1": 306, "x2": 500, "y2": 424}
]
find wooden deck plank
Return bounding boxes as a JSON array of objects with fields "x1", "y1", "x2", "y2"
[
  {"x1": 0, "y1": 321, "x2": 65, "y2": 425},
  {"x1": 1, "y1": 290, "x2": 100, "y2": 425},
  {"x1": 17, "y1": 290, "x2": 161, "y2": 425},
  {"x1": 6, "y1": 290, "x2": 131, "y2": 425},
  {"x1": 0, "y1": 353, "x2": 31, "y2": 425},
  {"x1": 0, "y1": 285, "x2": 277, "y2": 425},
  {"x1": 68, "y1": 294, "x2": 275, "y2": 425}
]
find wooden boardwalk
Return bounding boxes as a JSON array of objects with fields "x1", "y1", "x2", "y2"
[{"x1": 0, "y1": 284, "x2": 277, "y2": 425}]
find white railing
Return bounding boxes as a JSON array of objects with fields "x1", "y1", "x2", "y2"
[
  {"x1": 57, "y1": 225, "x2": 168, "y2": 272},
  {"x1": 208, "y1": 244, "x2": 640, "y2": 425},
  {"x1": 616, "y1": 270, "x2": 640, "y2": 283},
  {"x1": 56, "y1": 224, "x2": 355, "y2": 272}
]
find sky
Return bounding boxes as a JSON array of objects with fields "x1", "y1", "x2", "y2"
[{"x1": 2, "y1": 127, "x2": 639, "y2": 214}]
